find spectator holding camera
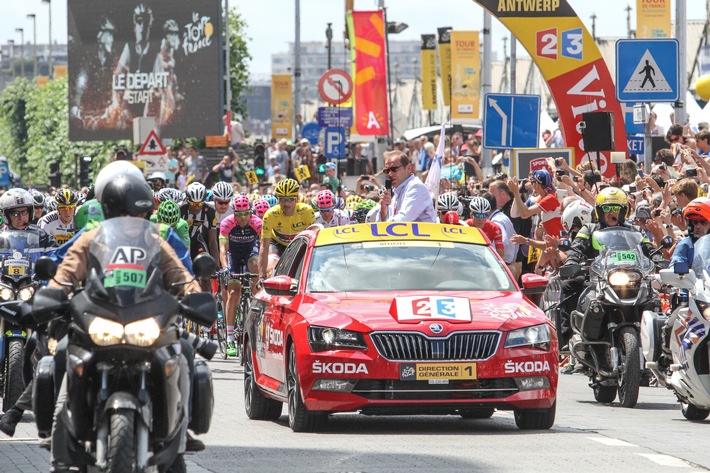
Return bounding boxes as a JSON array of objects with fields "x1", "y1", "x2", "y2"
[
  {"x1": 356, "y1": 175, "x2": 380, "y2": 196},
  {"x1": 507, "y1": 169, "x2": 563, "y2": 237}
]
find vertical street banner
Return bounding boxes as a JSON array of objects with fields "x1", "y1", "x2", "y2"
[
  {"x1": 636, "y1": 0, "x2": 671, "y2": 39},
  {"x1": 351, "y1": 10, "x2": 389, "y2": 136},
  {"x1": 420, "y1": 34, "x2": 438, "y2": 111},
  {"x1": 437, "y1": 27, "x2": 453, "y2": 107},
  {"x1": 450, "y1": 31, "x2": 481, "y2": 120},
  {"x1": 67, "y1": 0, "x2": 223, "y2": 141},
  {"x1": 474, "y1": 0, "x2": 627, "y2": 177},
  {"x1": 271, "y1": 74, "x2": 293, "y2": 139}
]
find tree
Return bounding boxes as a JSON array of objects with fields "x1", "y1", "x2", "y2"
[
  {"x1": 0, "y1": 78, "x2": 33, "y2": 173},
  {"x1": 227, "y1": 6, "x2": 252, "y2": 119}
]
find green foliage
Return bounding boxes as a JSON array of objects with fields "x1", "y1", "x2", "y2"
[
  {"x1": 0, "y1": 78, "x2": 33, "y2": 172},
  {"x1": 227, "y1": 6, "x2": 252, "y2": 119}
]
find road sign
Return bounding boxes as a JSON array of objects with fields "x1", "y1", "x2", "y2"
[
  {"x1": 301, "y1": 122, "x2": 321, "y2": 145},
  {"x1": 616, "y1": 39, "x2": 679, "y2": 102},
  {"x1": 324, "y1": 127, "x2": 346, "y2": 159},
  {"x1": 627, "y1": 136, "x2": 645, "y2": 156},
  {"x1": 318, "y1": 69, "x2": 353, "y2": 105},
  {"x1": 0, "y1": 160, "x2": 9, "y2": 187},
  {"x1": 317, "y1": 107, "x2": 353, "y2": 128},
  {"x1": 138, "y1": 130, "x2": 167, "y2": 155},
  {"x1": 482, "y1": 93, "x2": 540, "y2": 150}
]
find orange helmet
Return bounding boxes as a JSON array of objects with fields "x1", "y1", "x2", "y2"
[{"x1": 683, "y1": 197, "x2": 710, "y2": 222}]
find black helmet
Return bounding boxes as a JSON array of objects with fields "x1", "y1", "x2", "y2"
[{"x1": 100, "y1": 174, "x2": 155, "y2": 219}]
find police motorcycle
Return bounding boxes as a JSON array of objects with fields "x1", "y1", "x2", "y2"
[
  {"x1": 559, "y1": 227, "x2": 670, "y2": 408},
  {"x1": 31, "y1": 218, "x2": 217, "y2": 473},
  {"x1": 642, "y1": 234, "x2": 710, "y2": 420},
  {"x1": 0, "y1": 229, "x2": 47, "y2": 411}
]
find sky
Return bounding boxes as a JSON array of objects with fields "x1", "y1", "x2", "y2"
[{"x1": 2, "y1": 0, "x2": 708, "y2": 76}]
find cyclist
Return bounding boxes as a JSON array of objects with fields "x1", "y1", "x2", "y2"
[
  {"x1": 38, "y1": 188, "x2": 79, "y2": 244},
  {"x1": 262, "y1": 194, "x2": 278, "y2": 208},
  {"x1": 29, "y1": 189, "x2": 46, "y2": 224},
  {"x1": 253, "y1": 198, "x2": 270, "y2": 219},
  {"x1": 152, "y1": 200, "x2": 190, "y2": 249},
  {"x1": 180, "y1": 182, "x2": 219, "y2": 262},
  {"x1": 219, "y1": 194, "x2": 261, "y2": 357},
  {"x1": 258, "y1": 178, "x2": 315, "y2": 280},
  {"x1": 436, "y1": 193, "x2": 463, "y2": 222},
  {"x1": 354, "y1": 199, "x2": 376, "y2": 223},
  {"x1": 466, "y1": 196, "x2": 505, "y2": 258},
  {"x1": 314, "y1": 190, "x2": 351, "y2": 228},
  {"x1": 210, "y1": 181, "x2": 234, "y2": 225}
]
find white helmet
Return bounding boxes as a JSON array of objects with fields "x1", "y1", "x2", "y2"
[
  {"x1": 469, "y1": 196, "x2": 491, "y2": 215},
  {"x1": 211, "y1": 181, "x2": 234, "y2": 201},
  {"x1": 437, "y1": 193, "x2": 463, "y2": 216},
  {"x1": 0, "y1": 188, "x2": 34, "y2": 212},
  {"x1": 186, "y1": 182, "x2": 206, "y2": 203},
  {"x1": 95, "y1": 161, "x2": 145, "y2": 202},
  {"x1": 562, "y1": 199, "x2": 594, "y2": 233}
]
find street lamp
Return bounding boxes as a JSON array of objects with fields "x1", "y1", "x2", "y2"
[
  {"x1": 41, "y1": 0, "x2": 52, "y2": 78},
  {"x1": 384, "y1": 19, "x2": 408, "y2": 144},
  {"x1": 7, "y1": 40, "x2": 15, "y2": 79},
  {"x1": 27, "y1": 14, "x2": 37, "y2": 77},
  {"x1": 325, "y1": 23, "x2": 333, "y2": 70},
  {"x1": 15, "y1": 28, "x2": 23, "y2": 78}
]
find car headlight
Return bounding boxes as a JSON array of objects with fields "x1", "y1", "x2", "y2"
[
  {"x1": 88, "y1": 317, "x2": 125, "y2": 346},
  {"x1": 608, "y1": 270, "x2": 641, "y2": 286},
  {"x1": 0, "y1": 287, "x2": 14, "y2": 301},
  {"x1": 124, "y1": 318, "x2": 160, "y2": 347},
  {"x1": 504, "y1": 324, "x2": 551, "y2": 350},
  {"x1": 18, "y1": 286, "x2": 34, "y2": 302},
  {"x1": 308, "y1": 326, "x2": 368, "y2": 352}
]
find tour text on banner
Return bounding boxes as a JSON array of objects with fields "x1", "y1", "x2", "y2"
[
  {"x1": 450, "y1": 31, "x2": 481, "y2": 120},
  {"x1": 271, "y1": 74, "x2": 293, "y2": 139}
]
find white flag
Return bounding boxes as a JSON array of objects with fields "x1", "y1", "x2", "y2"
[{"x1": 425, "y1": 123, "x2": 446, "y2": 201}]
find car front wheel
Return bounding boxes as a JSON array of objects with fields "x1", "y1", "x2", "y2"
[
  {"x1": 514, "y1": 401, "x2": 556, "y2": 430},
  {"x1": 287, "y1": 344, "x2": 327, "y2": 432}
]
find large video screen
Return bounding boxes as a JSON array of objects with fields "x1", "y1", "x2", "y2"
[{"x1": 68, "y1": 0, "x2": 223, "y2": 141}]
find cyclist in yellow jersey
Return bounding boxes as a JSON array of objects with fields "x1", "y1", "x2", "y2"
[{"x1": 258, "y1": 178, "x2": 315, "y2": 279}]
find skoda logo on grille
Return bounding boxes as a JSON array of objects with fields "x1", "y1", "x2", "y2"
[{"x1": 429, "y1": 323, "x2": 444, "y2": 334}]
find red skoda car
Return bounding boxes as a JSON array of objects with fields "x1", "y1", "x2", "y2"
[{"x1": 243, "y1": 222, "x2": 558, "y2": 432}]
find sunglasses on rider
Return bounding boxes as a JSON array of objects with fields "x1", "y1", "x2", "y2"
[
  {"x1": 215, "y1": 199, "x2": 230, "y2": 206},
  {"x1": 601, "y1": 205, "x2": 622, "y2": 213},
  {"x1": 319, "y1": 207, "x2": 334, "y2": 213},
  {"x1": 279, "y1": 197, "x2": 296, "y2": 203},
  {"x1": 472, "y1": 212, "x2": 488, "y2": 219},
  {"x1": 234, "y1": 211, "x2": 251, "y2": 217},
  {"x1": 57, "y1": 205, "x2": 75, "y2": 211},
  {"x1": 8, "y1": 209, "x2": 30, "y2": 218},
  {"x1": 691, "y1": 219, "x2": 710, "y2": 227}
]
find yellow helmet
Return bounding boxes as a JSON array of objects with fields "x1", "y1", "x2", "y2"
[
  {"x1": 55, "y1": 188, "x2": 78, "y2": 207},
  {"x1": 249, "y1": 192, "x2": 260, "y2": 202},
  {"x1": 594, "y1": 187, "x2": 629, "y2": 223},
  {"x1": 298, "y1": 193, "x2": 308, "y2": 204},
  {"x1": 275, "y1": 178, "x2": 300, "y2": 198},
  {"x1": 346, "y1": 194, "x2": 362, "y2": 204}
]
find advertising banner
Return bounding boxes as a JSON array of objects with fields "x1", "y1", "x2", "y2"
[
  {"x1": 636, "y1": 0, "x2": 671, "y2": 39},
  {"x1": 420, "y1": 34, "x2": 437, "y2": 110},
  {"x1": 68, "y1": 0, "x2": 223, "y2": 141},
  {"x1": 437, "y1": 27, "x2": 452, "y2": 107},
  {"x1": 351, "y1": 10, "x2": 389, "y2": 136},
  {"x1": 271, "y1": 74, "x2": 293, "y2": 139},
  {"x1": 474, "y1": 0, "x2": 627, "y2": 177},
  {"x1": 450, "y1": 31, "x2": 480, "y2": 120}
]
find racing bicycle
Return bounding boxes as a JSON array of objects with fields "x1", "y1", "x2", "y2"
[{"x1": 232, "y1": 271, "x2": 258, "y2": 360}]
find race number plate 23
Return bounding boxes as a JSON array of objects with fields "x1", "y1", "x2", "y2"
[
  {"x1": 400, "y1": 363, "x2": 477, "y2": 381},
  {"x1": 392, "y1": 296, "x2": 472, "y2": 322}
]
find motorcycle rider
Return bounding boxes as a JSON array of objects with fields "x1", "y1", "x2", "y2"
[
  {"x1": 558, "y1": 187, "x2": 655, "y2": 352},
  {"x1": 669, "y1": 197, "x2": 710, "y2": 270},
  {"x1": 48, "y1": 169, "x2": 205, "y2": 471},
  {"x1": 0, "y1": 189, "x2": 56, "y2": 436}
]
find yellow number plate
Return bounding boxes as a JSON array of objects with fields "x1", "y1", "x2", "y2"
[
  {"x1": 6, "y1": 265, "x2": 26, "y2": 276},
  {"x1": 400, "y1": 363, "x2": 477, "y2": 381}
]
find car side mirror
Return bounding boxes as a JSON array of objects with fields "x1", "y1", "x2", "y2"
[
  {"x1": 520, "y1": 273, "x2": 548, "y2": 295},
  {"x1": 263, "y1": 275, "x2": 297, "y2": 297},
  {"x1": 35, "y1": 257, "x2": 57, "y2": 280},
  {"x1": 192, "y1": 254, "x2": 216, "y2": 280},
  {"x1": 180, "y1": 292, "x2": 217, "y2": 326}
]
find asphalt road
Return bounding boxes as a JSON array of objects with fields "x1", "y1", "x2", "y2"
[{"x1": 3, "y1": 358, "x2": 710, "y2": 472}]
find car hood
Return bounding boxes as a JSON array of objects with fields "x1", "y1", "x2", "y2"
[{"x1": 295, "y1": 290, "x2": 547, "y2": 334}]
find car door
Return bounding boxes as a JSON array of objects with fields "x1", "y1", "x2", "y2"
[{"x1": 262, "y1": 238, "x2": 307, "y2": 383}]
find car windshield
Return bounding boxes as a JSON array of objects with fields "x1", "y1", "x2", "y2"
[{"x1": 305, "y1": 241, "x2": 514, "y2": 292}]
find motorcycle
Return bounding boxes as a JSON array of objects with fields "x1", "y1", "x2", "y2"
[
  {"x1": 0, "y1": 229, "x2": 47, "y2": 411},
  {"x1": 31, "y1": 218, "x2": 217, "y2": 472},
  {"x1": 559, "y1": 227, "x2": 669, "y2": 408},
  {"x1": 642, "y1": 234, "x2": 710, "y2": 420}
]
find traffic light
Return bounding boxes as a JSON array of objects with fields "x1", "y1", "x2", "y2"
[
  {"x1": 49, "y1": 160, "x2": 61, "y2": 188},
  {"x1": 79, "y1": 157, "x2": 92, "y2": 187},
  {"x1": 318, "y1": 164, "x2": 325, "y2": 173}
]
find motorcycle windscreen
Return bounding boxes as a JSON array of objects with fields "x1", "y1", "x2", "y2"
[
  {"x1": 86, "y1": 217, "x2": 164, "y2": 307},
  {"x1": 0, "y1": 230, "x2": 47, "y2": 281},
  {"x1": 692, "y1": 234, "x2": 710, "y2": 280},
  {"x1": 591, "y1": 227, "x2": 654, "y2": 273}
]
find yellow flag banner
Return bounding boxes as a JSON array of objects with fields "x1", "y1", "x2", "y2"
[
  {"x1": 636, "y1": 0, "x2": 671, "y2": 38},
  {"x1": 294, "y1": 165, "x2": 311, "y2": 182},
  {"x1": 420, "y1": 34, "x2": 437, "y2": 110},
  {"x1": 245, "y1": 171, "x2": 258, "y2": 185},
  {"x1": 450, "y1": 31, "x2": 481, "y2": 120},
  {"x1": 437, "y1": 27, "x2": 452, "y2": 107},
  {"x1": 271, "y1": 74, "x2": 293, "y2": 139}
]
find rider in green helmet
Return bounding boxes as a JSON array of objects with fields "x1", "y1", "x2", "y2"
[
  {"x1": 151, "y1": 200, "x2": 190, "y2": 249},
  {"x1": 73, "y1": 199, "x2": 105, "y2": 230}
]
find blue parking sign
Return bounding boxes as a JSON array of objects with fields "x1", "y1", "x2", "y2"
[
  {"x1": 0, "y1": 161, "x2": 10, "y2": 187},
  {"x1": 324, "y1": 127, "x2": 346, "y2": 159}
]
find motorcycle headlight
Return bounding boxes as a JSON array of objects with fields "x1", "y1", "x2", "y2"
[
  {"x1": 88, "y1": 317, "x2": 124, "y2": 346},
  {"x1": 124, "y1": 317, "x2": 160, "y2": 347},
  {"x1": 608, "y1": 270, "x2": 641, "y2": 286},
  {"x1": 18, "y1": 286, "x2": 34, "y2": 302},
  {"x1": 308, "y1": 326, "x2": 368, "y2": 352},
  {"x1": 0, "y1": 287, "x2": 14, "y2": 301},
  {"x1": 504, "y1": 324, "x2": 551, "y2": 350}
]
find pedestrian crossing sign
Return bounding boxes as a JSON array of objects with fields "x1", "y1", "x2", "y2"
[{"x1": 616, "y1": 39, "x2": 679, "y2": 103}]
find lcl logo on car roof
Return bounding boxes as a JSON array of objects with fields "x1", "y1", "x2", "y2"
[{"x1": 429, "y1": 323, "x2": 444, "y2": 334}]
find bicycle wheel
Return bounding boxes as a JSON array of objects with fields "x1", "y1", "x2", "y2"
[{"x1": 216, "y1": 297, "x2": 228, "y2": 359}]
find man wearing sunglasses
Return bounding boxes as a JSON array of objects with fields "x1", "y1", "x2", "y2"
[
  {"x1": 375, "y1": 150, "x2": 436, "y2": 223},
  {"x1": 0, "y1": 188, "x2": 56, "y2": 247},
  {"x1": 558, "y1": 187, "x2": 655, "y2": 352},
  {"x1": 38, "y1": 188, "x2": 79, "y2": 245}
]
